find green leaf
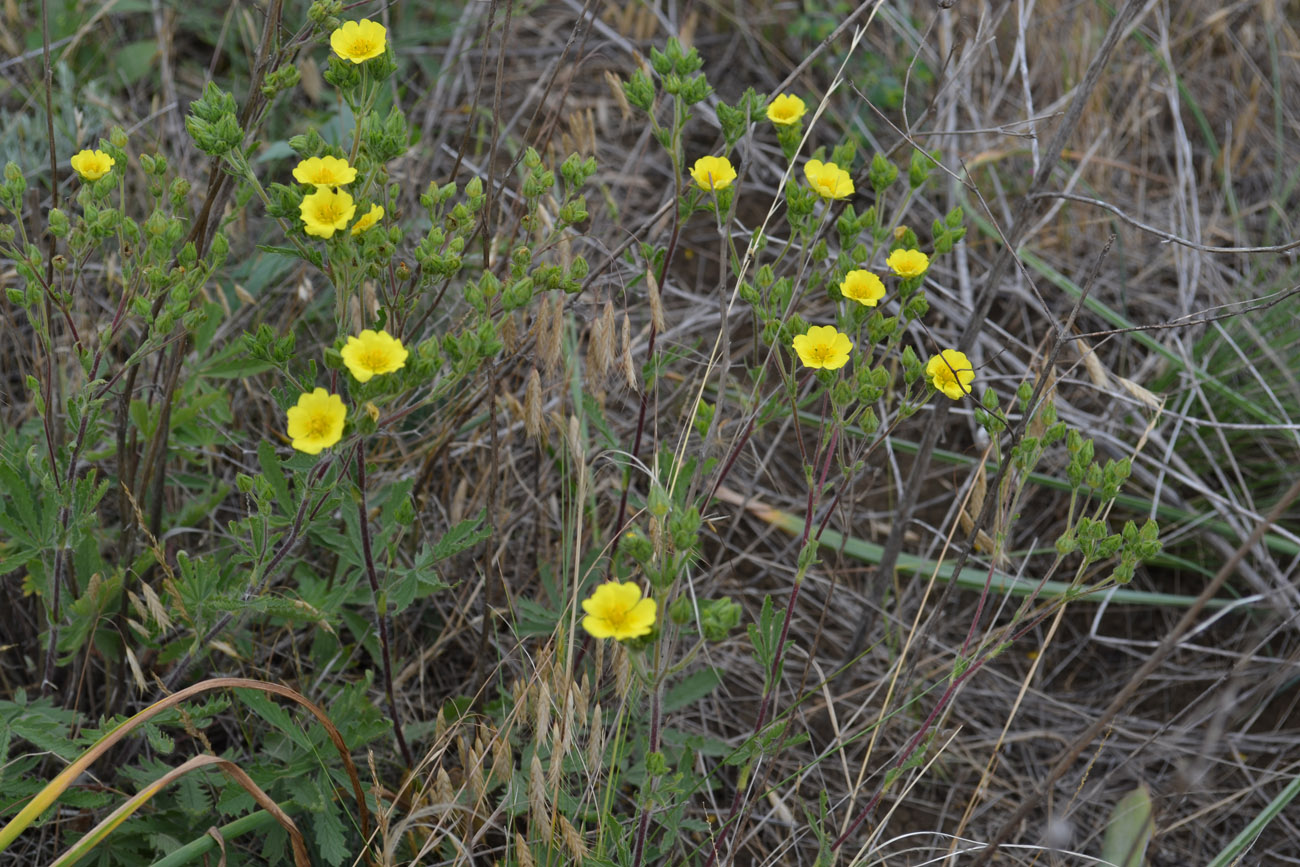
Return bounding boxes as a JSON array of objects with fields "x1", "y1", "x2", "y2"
[
  {"x1": 256, "y1": 244, "x2": 323, "y2": 269},
  {"x1": 385, "y1": 565, "x2": 451, "y2": 614},
  {"x1": 431, "y1": 508, "x2": 490, "y2": 561},
  {"x1": 235, "y1": 689, "x2": 314, "y2": 752},
  {"x1": 258, "y1": 439, "x2": 294, "y2": 516},
  {"x1": 1101, "y1": 784, "x2": 1153, "y2": 867},
  {"x1": 116, "y1": 40, "x2": 157, "y2": 86},
  {"x1": 663, "y1": 666, "x2": 724, "y2": 712},
  {"x1": 312, "y1": 781, "x2": 348, "y2": 866}
]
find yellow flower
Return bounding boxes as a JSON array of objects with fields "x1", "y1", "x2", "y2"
[
  {"x1": 292, "y1": 155, "x2": 357, "y2": 188},
  {"x1": 341, "y1": 329, "x2": 408, "y2": 382},
  {"x1": 690, "y1": 155, "x2": 737, "y2": 192},
  {"x1": 840, "y1": 270, "x2": 885, "y2": 307},
  {"x1": 350, "y1": 204, "x2": 384, "y2": 235},
  {"x1": 330, "y1": 19, "x2": 387, "y2": 64},
  {"x1": 792, "y1": 325, "x2": 853, "y2": 370},
  {"x1": 803, "y1": 159, "x2": 854, "y2": 200},
  {"x1": 766, "y1": 93, "x2": 806, "y2": 126},
  {"x1": 300, "y1": 187, "x2": 357, "y2": 239},
  {"x1": 926, "y1": 349, "x2": 975, "y2": 400},
  {"x1": 286, "y1": 388, "x2": 346, "y2": 454},
  {"x1": 581, "y1": 581, "x2": 657, "y2": 641},
  {"x1": 886, "y1": 248, "x2": 930, "y2": 278},
  {"x1": 70, "y1": 149, "x2": 114, "y2": 181}
]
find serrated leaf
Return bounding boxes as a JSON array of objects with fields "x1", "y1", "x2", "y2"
[
  {"x1": 386, "y1": 567, "x2": 451, "y2": 614},
  {"x1": 236, "y1": 689, "x2": 314, "y2": 752},
  {"x1": 142, "y1": 721, "x2": 175, "y2": 755},
  {"x1": 175, "y1": 771, "x2": 211, "y2": 817},
  {"x1": 430, "y1": 508, "x2": 491, "y2": 561},
  {"x1": 313, "y1": 799, "x2": 348, "y2": 867}
]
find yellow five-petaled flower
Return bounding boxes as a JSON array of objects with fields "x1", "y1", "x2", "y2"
[
  {"x1": 926, "y1": 349, "x2": 975, "y2": 400},
  {"x1": 341, "y1": 329, "x2": 409, "y2": 383},
  {"x1": 330, "y1": 19, "x2": 387, "y2": 64},
  {"x1": 293, "y1": 155, "x2": 357, "y2": 188},
  {"x1": 886, "y1": 248, "x2": 930, "y2": 279},
  {"x1": 803, "y1": 159, "x2": 854, "y2": 200},
  {"x1": 70, "y1": 149, "x2": 114, "y2": 181},
  {"x1": 690, "y1": 155, "x2": 737, "y2": 192},
  {"x1": 840, "y1": 270, "x2": 885, "y2": 307},
  {"x1": 792, "y1": 325, "x2": 853, "y2": 370},
  {"x1": 286, "y1": 388, "x2": 347, "y2": 454},
  {"x1": 766, "y1": 94, "x2": 806, "y2": 126},
  {"x1": 351, "y1": 204, "x2": 384, "y2": 235},
  {"x1": 300, "y1": 187, "x2": 357, "y2": 239},
  {"x1": 581, "y1": 581, "x2": 657, "y2": 641}
]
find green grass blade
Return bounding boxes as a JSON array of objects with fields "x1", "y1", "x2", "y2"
[{"x1": 1206, "y1": 772, "x2": 1300, "y2": 867}]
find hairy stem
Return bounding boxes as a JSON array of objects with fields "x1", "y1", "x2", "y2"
[{"x1": 355, "y1": 442, "x2": 415, "y2": 770}]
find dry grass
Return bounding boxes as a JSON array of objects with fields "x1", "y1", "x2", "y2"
[{"x1": 3, "y1": 0, "x2": 1300, "y2": 864}]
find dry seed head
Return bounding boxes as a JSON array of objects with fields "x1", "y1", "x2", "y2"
[
  {"x1": 614, "y1": 644, "x2": 632, "y2": 697},
  {"x1": 587, "y1": 704, "x2": 604, "y2": 771},
  {"x1": 124, "y1": 645, "x2": 147, "y2": 691},
  {"x1": 525, "y1": 368, "x2": 543, "y2": 440},
  {"x1": 491, "y1": 730, "x2": 513, "y2": 788},
  {"x1": 467, "y1": 746, "x2": 487, "y2": 804},
  {"x1": 128, "y1": 589, "x2": 149, "y2": 621},
  {"x1": 528, "y1": 752, "x2": 548, "y2": 827},
  {"x1": 515, "y1": 832, "x2": 535, "y2": 867},
  {"x1": 558, "y1": 815, "x2": 588, "y2": 861},
  {"x1": 501, "y1": 310, "x2": 518, "y2": 352},
  {"x1": 585, "y1": 300, "x2": 615, "y2": 384},
  {"x1": 605, "y1": 70, "x2": 632, "y2": 120},
  {"x1": 621, "y1": 313, "x2": 637, "y2": 391},
  {"x1": 562, "y1": 689, "x2": 575, "y2": 747},
  {"x1": 141, "y1": 582, "x2": 171, "y2": 629},
  {"x1": 434, "y1": 766, "x2": 455, "y2": 804},
  {"x1": 542, "y1": 295, "x2": 565, "y2": 375},
  {"x1": 434, "y1": 707, "x2": 448, "y2": 743},
  {"x1": 547, "y1": 722, "x2": 564, "y2": 789},
  {"x1": 575, "y1": 673, "x2": 590, "y2": 722},
  {"x1": 646, "y1": 269, "x2": 666, "y2": 332},
  {"x1": 566, "y1": 415, "x2": 584, "y2": 464},
  {"x1": 534, "y1": 680, "x2": 552, "y2": 748}
]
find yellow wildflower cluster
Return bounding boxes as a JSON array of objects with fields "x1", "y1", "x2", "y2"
[
  {"x1": 283, "y1": 330, "x2": 408, "y2": 453},
  {"x1": 293, "y1": 154, "x2": 383, "y2": 239}
]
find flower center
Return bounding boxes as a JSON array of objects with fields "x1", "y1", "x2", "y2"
[
  {"x1": 350, "y1": 37, "x2": 375, "y2": 55},
  {"x1": 362, "y1": 348, "x2": 389, "y2": 371},
  {"x1": 307, "y1": 415, "x2": 330, "y2": 438},
  {"x1": 812, "y1": 344, "x2": 831, "y2": 363}
]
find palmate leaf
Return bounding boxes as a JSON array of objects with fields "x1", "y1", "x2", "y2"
[
  {"x1": 310, "y1": 779, "x2": 348, "y2": 867},
  {"x1": 428, "y1": 508, "x2": 490, "y2": 561}
]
